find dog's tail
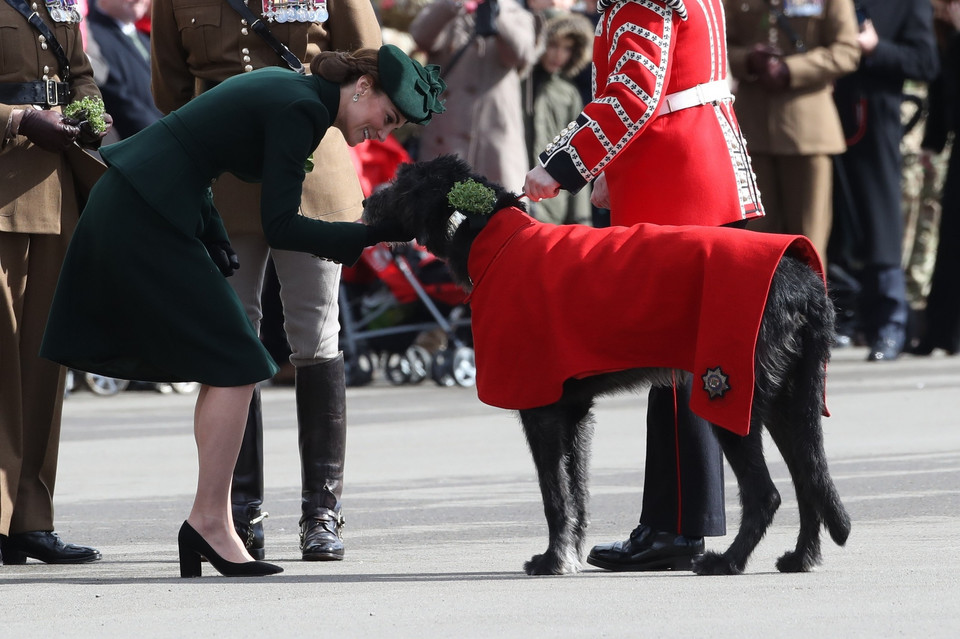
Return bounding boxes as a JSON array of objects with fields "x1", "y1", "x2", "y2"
[{"x1": 797, "y1": 266, "x2": 852, "y2": 547}]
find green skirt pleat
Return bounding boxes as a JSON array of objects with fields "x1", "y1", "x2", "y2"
[{"x1": 40, "y1": 169, "x2": 279, "y2": 386}]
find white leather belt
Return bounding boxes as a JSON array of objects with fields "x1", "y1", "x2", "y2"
[{"x1": 656, "y1": 80, "x2": 733, "y2": 117}]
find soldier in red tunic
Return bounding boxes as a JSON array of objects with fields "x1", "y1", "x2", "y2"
[{"x1": 524, "y1": 0, "x2": 765, "y2": 572}]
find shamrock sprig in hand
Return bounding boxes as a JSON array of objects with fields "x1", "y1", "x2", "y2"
[{"x1": 62, "y1": 96, "x2": 108, "y2": 147}]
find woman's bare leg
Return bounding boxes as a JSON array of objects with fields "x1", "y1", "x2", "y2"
[{"x1": 186, "y1": 383, "x2": 257, "y2": 564}]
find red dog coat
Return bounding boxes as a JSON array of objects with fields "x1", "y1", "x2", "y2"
[{"x1": 466, "y1": 208, "x2": 824, "y2": 436}]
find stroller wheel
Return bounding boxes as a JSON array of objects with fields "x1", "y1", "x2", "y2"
[
  {"x1": 451, "y1": 346, "x2": 477, "y2": 387},
  {"x1": 63, "y1": 369, "x2": 78, "y2": 399},
  {"x1": 345, "y1": 350, "x2": 375, "y2": 387},
  {"x1": 84, "y1": 373, "x2": 130, "y2": 396},
  {"x1": 384, "y1": 352, "x2": 413, "y2": 385},
  {"x1": 431, "y1": 349, "x2": 456, "y2": 387},
  {"x1": 405, "y1": 346, "x2": 432, "y2": 384},
  {"x1": 171, "y1": 382, "x2": 200, "y2": 394}
]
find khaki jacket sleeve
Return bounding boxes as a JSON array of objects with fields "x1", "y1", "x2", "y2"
[
  {"x1": 324, "y1": 0, "x2": 383, "y2": 53},
  {"x1": 151, "y1": 0, "x2": 197, "y2": 113}
]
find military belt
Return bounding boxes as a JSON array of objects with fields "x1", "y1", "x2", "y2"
[{"x1": 0, "y1": 79, "x2": 71, "y2": 107}]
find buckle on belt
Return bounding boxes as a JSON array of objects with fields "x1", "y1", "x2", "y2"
[
  {"x1": 693, "y1": 83, "x2": 706, "y2": 106},
  {"x1": 45, "y1": 79, "x2": 63, "y2": 106}
]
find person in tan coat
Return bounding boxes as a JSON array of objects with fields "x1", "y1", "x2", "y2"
[
  {"x1": 1, "y1": 0, "x2": 111, "y2": 565},
  {"x1": 725, "y1": 0, "x2": 861, "y2": 261},
  {"x1": 150, "y1": 0, "x2": 382, "y2": 562},
  {"x1": 410, "y1": 0, "x2": 539, "y2": 193}
]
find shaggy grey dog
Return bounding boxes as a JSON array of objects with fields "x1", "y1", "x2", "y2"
[{"x1": 363, "y1": 155, "x2": 851, "y2": 576}]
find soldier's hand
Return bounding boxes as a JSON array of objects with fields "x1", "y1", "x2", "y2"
[
  {"x1": 858, "y1": 19, "x2": 879, "y2": 56},
  {"x1": 523, "y1": 165, "x2": 561, "y2": 202},
  {"x1": 18, "y1": 108, "x2": 80, "y2": 152},
  {"x1": 746, "y1": 44, "x2": 780, "y2": 76},
  {"x1": 205, "y1": 240, "x2": 240, "y2": 277},
  {"x1": 758, "y1": 57, "x2": 791, "y2": 92},
  {"x1": 590, "y1": 172, "x2": 610, "y2": 210},
  {"x1": 78, "y1": 112, "x2": 113, "y2": 149}
]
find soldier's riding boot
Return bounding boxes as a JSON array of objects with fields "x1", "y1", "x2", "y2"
[
  {"x1": 297, "y1": 355, "x2": 347, "y2": 561},
  {"x1": 231, "y1": 385, "x2": 267, "y2": 560}
]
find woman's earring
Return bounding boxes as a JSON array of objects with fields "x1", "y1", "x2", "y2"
[{"x1": 352, "y1": 93, "x2": 360, "y2": 102}]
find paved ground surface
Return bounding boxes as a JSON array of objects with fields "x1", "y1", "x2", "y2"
[{"x1": 2, "y1": 346, "x2": 959, "y2": 637}]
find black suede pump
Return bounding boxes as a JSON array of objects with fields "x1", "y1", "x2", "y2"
[{"x1": 178, "y1": 521, "x2": 283, "y2": 578}]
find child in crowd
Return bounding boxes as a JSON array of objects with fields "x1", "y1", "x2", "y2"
[{"x1": 524, "y1": 11, "x2": 595, "y2": 225}]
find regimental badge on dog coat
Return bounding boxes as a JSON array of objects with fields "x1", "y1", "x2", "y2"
[{"x1": 466, "y1": 208, "x2": 825, "y2": 436}]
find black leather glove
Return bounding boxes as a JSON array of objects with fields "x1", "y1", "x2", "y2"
[
  {"x1": 64, "y1": 112, "x2": 113, "y2": 149},
  {"x1": 363, "y1": 221, "x2": 415, "y2": 246},
  {"x1": 205, "y1": 240, "x2": 240, "y2": 277},
  {"x1": 18, "y1": 108, "x2": 80, "y2": 152},
  {"x1": 758, "y1": 57, "x2": 791, "y2": 92},
  {"x1": 746, "y1": 44, "x2": 779, "y2": 75}
]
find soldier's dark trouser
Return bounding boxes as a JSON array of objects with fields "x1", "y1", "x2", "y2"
[
  {"x1": 639, "y1": 378, "x2": 726, "y2": 538},
  {"x1": 637, "y1": 219, "x2": 748, "y2": 539}
]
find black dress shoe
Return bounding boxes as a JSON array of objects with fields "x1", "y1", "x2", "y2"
[
  {"x1": 300, "y1": 508, "x2": 344, "y2": 561},
  {"x1": 832, "y1": 333, "x2": 854, "y2": 349},
  {"x1": 866, "y1": 337, "x2": 902, "y2": 362},
  {"x1": 586, "y1": 524, "x2": 704, "y2": 571},
  {"x1": 906, "y1": 337, "x2": 959, "y2": 357},
  {"x1": 0, "y1": 531, "x2": 101, "y2": 564}
]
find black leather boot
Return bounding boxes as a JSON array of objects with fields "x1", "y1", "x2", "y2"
[
  {"x1": 297, "y1": 355, "x2": 347, "y2": 561},
  {"x1": 232, "y1": 385, "x2": 267, "y2": 560}
]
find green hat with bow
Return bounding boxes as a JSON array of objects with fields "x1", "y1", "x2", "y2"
[{"x1": 378, "y1": 44, "x2": 446, "y2": 125}]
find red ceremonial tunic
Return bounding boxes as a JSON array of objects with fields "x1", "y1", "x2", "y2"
[
  {"x1": 466, "y1": 208, "x2": 823, "y2": 436},
  {"x1": 539, "y1": 0, "x2": 763, "y2": 227}
]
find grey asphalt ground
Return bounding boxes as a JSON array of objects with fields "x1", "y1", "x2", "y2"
[{"x1": 2, "y1": 346, "x2": 959, "y2": 638}]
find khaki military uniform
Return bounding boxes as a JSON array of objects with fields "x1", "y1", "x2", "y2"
[
  {"x1": 725, "y1": 0, "x2": 861, "y2": 260},
  {"x1": 0, "y1": 0, "x2": 105, "y2": 536}
]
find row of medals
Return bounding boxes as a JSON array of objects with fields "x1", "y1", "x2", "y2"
[
  {"x1": 44, "y1": 0, "x2": 81, "y2": 23},
  {"x1": 261, "y1": 0, "x2": 329, "y2": 23},
  {"x1": 42, "y1": 0, "x2": 330, "y2": 25}
]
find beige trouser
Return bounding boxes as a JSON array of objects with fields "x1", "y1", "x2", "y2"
[
  {"x1": 226, "y1": 234, "x2": 342, "y2": 366},
  {"x1": 0, "y1": 231, "x2": 70, "y2": 535},
  {"x1": 748, "y1": 153, "x2": 833, "y2": 263}
]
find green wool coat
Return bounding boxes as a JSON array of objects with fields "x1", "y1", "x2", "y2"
[{"x1": 40, "y1": 68, "x2": 368, "y2": 386}]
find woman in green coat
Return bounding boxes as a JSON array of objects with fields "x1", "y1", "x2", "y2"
[{"x1": 40, "y1": 45, "x2": 445, "y2": 578}]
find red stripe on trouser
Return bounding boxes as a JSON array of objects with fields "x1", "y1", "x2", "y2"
[{"x1": 672, "y1": 372, "x2": 682, "y2": 533}]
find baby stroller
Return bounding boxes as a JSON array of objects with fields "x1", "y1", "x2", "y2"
[
  {"x1": 342, "y1": 136, "x2": 475, "y2": 388},
  {"x1": 339, "y1": 241, "x2": 474, "y2": 388}
]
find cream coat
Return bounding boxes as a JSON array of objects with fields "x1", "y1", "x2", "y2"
[{"x1": 410, "y1": 0, "x2": 538, "y2": 193}]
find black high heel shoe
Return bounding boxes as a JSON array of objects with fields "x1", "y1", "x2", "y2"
[{"x1": 178, "y1": 521, "x2": 283, "y2": 578}]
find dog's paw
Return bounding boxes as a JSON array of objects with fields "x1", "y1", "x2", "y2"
[
  {"x1": 524, "y1": 552, "x2": 579, "y2": 576},
  {"x1": 775, "y1": 549, "x2": 820, "y2": 573},
  {"x1": 692, "y1": 551, "x2": 742, "y2": 576}
]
